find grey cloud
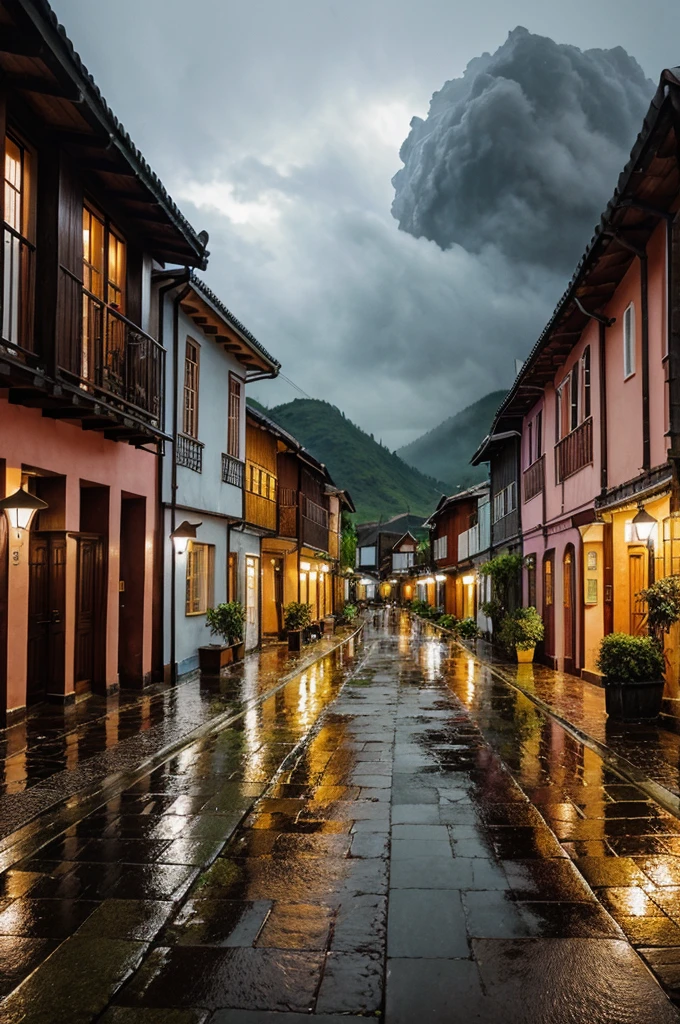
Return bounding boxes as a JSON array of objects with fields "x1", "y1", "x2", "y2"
[{"x1": 392, "y1": 27, "x2": 654, "y2": 271}]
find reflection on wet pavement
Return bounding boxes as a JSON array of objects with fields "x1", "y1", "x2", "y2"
[
  {"x1": 2, "y1": 614, "x2": 680, "y2": 1021},
  {"x1": 0, "y1": 629, "x2": 359, "y2": 842}
]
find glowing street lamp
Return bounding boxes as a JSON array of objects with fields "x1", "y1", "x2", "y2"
[
  {"x1": 632, "y1": 505, "x2": 656, "y2": 543},
  {"x1": 170, "y1": 520, "x2": 202, "y2": 556},
  {"x1": 0, "y1": 486, "x2": 48, "y2": 539}
]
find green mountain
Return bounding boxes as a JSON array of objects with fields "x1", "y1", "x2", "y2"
[
  {"x1": 397, "y1": 391, "x2": 505, "y2": 491},
  {"x1": 247, "y1": 397, "x2": 445, "y2": 522}
]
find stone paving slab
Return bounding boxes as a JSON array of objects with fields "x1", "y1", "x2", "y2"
[
  {"x1": 0, "y1": 627, "x2": 362, "y2": 846},
  {"x1": 2, "y1": 616, "x2": 680, "y2": 1020}
]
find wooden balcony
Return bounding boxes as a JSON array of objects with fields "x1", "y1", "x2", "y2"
[
  {"x1": 279, "y1": 487, "x2": 298, "y2": 537},
  {"x1": 301, "y1": 495, "x2": 330, "y2": 553},
  {"x1": 555, "y1": 417, "x2": 593, "y2": 483},
  {"x1": 523, "y1": 456, "x2": 545, "y2": 502},
  {"x1": 245, "y1": 491, "x2": 277, "y2": 532}
]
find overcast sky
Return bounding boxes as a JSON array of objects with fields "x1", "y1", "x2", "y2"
[{"x1": 52, "y1": 0, "x2": 680, "y2": 449}]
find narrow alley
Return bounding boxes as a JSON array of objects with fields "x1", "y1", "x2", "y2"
[{"x1": 2, "y1": 614, "x2": 680, "y2": 1022}]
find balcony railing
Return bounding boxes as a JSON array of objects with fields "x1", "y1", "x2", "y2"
[
  {"x1": 1, "y1": 225, "x2": 36, "y2": 360},
  {"x1": 302, "y1": 495, "x2": 330, "y2": 529},
  {"x1": 177, "y1": 434, "x2": 203, "y2": 473},
  {"x1": 278, "y1": 487, "x2": 298, "y2": 537},
  {"x1": 222, "y1": 453, "x2": 245, "y2": 488},
  {"x1": 523, "y1": 456, "x2": 545, "y2": 502},
  {"x1": 246, "y1": 492, "x2": 277, "y2": 531},
  {"x1": 58, "y1": 266, "x2": 164, "y2": 425},
  {"x1": 555, "y1": 417, "x2": 593, "y2": 483},
  {"x1": 458, "y1": 501, "x2": 491, "y2": 561}
]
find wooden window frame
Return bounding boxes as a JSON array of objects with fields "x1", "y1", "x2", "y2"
[
  {"x1": 183, "y1": 337, "x2": 200, "y2": 439},
  {"x1": 82, "y1": 201, "x2": 126, "y2": 312},
  {"x1": 3, "y1": 130, "x2": 36, "y2": 349},
  {"x1": 581, "y1": 346, "x2": 591, "y2": 419},
  {"x1": 185, "y1": 540, "x2": 215, "y2": 615},
  {"x1": 228, "y1": 373, "x2": 242, "y2": 459}
]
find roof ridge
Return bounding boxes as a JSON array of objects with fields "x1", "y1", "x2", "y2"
[{"x1": 189, "y1": 272, "x2": 281, "y2": 369}]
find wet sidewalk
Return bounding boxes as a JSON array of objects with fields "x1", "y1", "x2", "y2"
[
  {"x1": 445, "y1": 624, "x2": 680, "y2": 812},
  {"x1": 2, "y1": 614, "x2": 678, "y2": 1020},
  {"x1": 0, "y1": 627, "x2": 361, "y2": 845}
]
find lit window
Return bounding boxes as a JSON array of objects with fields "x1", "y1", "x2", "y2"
[
  {"x1": 185, "y1": 541, "x2": 215, "y2": 615},
  {"x1": 3, "y1": 133, "x2": 35, "y2": 348},
  {"x1": 623, "y1": 304, "x2": 635, "y2": 378}
]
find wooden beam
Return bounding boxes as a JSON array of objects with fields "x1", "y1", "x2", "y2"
[
  {"x1": 202, "y1": 325, "x2": 219, "y2": 335},
  {"x1": 4, "y1": 72, "x2": 81, "y2": 101},
  {"x1": 58, "y1": 130, "x2": 111, "y2": 149},
  {"x1": 81, "y1": 158, "x2": 137, "y2": 176},
  {"x1": 0, "y1": 28, "x2": 44, "y2": 56}
]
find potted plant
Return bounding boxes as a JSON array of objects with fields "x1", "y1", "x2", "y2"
[
  {"x1": 284, "y1": 601, "x2": 312, "y2": 652},
  {"x1": 199, "y1": 602, "x2": 246, "y2": 673},
  {"x1": 458, "y1": 617, "x2": 481, "y2": 641},
  {"x1": 639, "y1": 575, "x2": 680, "y2": 647},
  {"x1": 499, "y1": 606, "x2": 544, "y2": 663},
  {"x1": 597, "y1": 632, "x2": 665, "y2": 720},
  {"x1": 342, "y1": 603, "x2": 358, "y2": 624},
  {"x1": 438, "y1": 613, "x2": 459, "y2": 632}
]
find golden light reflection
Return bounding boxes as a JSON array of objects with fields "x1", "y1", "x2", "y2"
[{"x1": 466, "y1": 657, "x2": 476, "y2": 704}]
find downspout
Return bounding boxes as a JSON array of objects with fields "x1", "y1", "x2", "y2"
[
  {"x1": 667, "y1": 212, "x2": 680, "y2": 511},
  {"x1": 154, "y1": 273, "x2": 184, "y2": 682},
  {"x1": 599, "y1": 322, "x2": 608, "y2": 494},
  {"x1": 170, "y1": 274, "x2": 192, "y2": 685}
]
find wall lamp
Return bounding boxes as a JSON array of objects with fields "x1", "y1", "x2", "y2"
[
  {"x1": 632, "y1": 504, "x2": 656, "y2": 543},
  {"x1": 170, "y1": 520, "x2": 202, "y2": 556},
  {"x1": 0, "y1": 486, "x2": 48, "y2": 543}
]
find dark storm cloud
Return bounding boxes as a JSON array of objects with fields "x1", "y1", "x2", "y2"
[{"x1": 392, "y1": 27, "x2": 654, "y2": 271}]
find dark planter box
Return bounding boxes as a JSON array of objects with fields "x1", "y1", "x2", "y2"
[
  {"x1": 231, "y1": 641, "x2": 246, "y2": 663},
  {"x1": 198, "y1": 644, "x2": 233, "y2": 674},
  {"x1": 288, "y1": 629, "x2": 303, "y2": 652},
  {"x1": 605, "y1": 679, "x2": 665, "y2": 720},
  {"x1": 322, "y1": 616, "x2": 336, "y2": 635}
]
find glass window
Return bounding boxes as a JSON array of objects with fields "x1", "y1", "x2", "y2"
[
  {"x1": 228, "y1": 376, "x2": 242, "y2": 458},
  {"x1": 624, "y1": 304, "x2": 635, "y2": 378},
  {"x1": 183, "y1": 339, "x2": 199, "y2": 438},
  {"x1": 186, "y1": 541, "x2": 215, "y2": 614},
  {"x1": 3, "y1": 134, "x2": 35, "y2": 348},
  {"x1": 82, "y1": 205, "x2": 106, "y2": 300},
  {"x1": 581, "y1": 347, "x2": 591, "y2": 419}
]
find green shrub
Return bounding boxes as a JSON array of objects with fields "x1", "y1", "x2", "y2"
[
  {"x1": 284, "y1": 601, "x2": 312, "y2": 631},
  {"x1": 458, "y1": 617, "x2": 481, "y2": 640},
  {"x1": 410, "y1": 598, "x2": 430, "y2": 617},
  {"x1": 206, "y1": 602, "x2": 245, "y2": 645},
  {"x1": 597, "y1": 633, "x2": 665, "y2": 683},
  {"x1": 343, "y1": 603, "x2": 358, "y2": 623},
  {"x1": 639, "y1": 575, "x2": 680, "y2": 645},
  {"x1": 438, "y1": 614, "x2": 459, "y2": 631},
  {"x1": 498, "y1": 606, "x2": 545, "y2": 652}
]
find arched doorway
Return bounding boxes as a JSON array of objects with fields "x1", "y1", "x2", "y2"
[
  {"x1": 543, "y1": 552, "x2": 555, "y2": 662},
  {"x1": 563, "y1": 545, "x2": 576, "y2": 675}
]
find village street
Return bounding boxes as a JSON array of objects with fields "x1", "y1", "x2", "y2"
[{"x1": 2, "y1": 614, "x2": 680, "y2": 1021}]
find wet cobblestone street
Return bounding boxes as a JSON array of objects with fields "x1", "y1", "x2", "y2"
[{"x1": 3, "y1": 614, "x2": 680, "y2": 1021}]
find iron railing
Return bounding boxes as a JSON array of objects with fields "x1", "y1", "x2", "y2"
[
  {"x1": 177, "y1": 434, "x2": 203, "y2": 472},
  {"x1": 58, "y1": 266, "x2": 165, "y2": 425},
  {"x1": 523, "y1": 455, "x2": 545, "y2": 502},
  {"x1": 222, "y1": 453, "x2": 245, "y2": 487},
  {"x1": 302, "y1": 495, "x2": 329, "y2": 529},
  {"x1": 555, "y1": 417, "x2": 593, "y2": 482},
  {"x1": 1, "y1": 225, "x2": 36, "y2": 359}
]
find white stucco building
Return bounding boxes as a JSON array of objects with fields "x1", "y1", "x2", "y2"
[{"x1": 153, "y1": 271, "x2": 279, "y2": 677}]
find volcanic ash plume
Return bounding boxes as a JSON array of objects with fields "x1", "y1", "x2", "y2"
[{"x1": 392, "y1": 27, "x2": 654, "y2": 273}]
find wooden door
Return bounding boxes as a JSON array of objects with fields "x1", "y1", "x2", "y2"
[
  {"x1": 75, "y1": 536, "x2": 103, "y2": 690},
  {"x1": 629, "y1": 548, "x2": 648, "y2": 636},
  {"x1": 543, "y1": 553, "x2": 555, "y2": 660},
  {"x1": 273, "y1": 556, "x2": 284, "y2": 634},
  {"x1": 27, "y1": 533, "x2": 66, "y2": 703},
  {"x1": 563, "y1": 546, "x2": 576, "y2": 675}
]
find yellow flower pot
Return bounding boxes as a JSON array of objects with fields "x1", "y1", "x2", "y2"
[{"x1": 516, "y1": 647, "x2": 535, "y2": 664}]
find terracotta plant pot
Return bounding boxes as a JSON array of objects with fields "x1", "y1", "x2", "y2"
[
  {"x1": 605, "y1": 679, "x2": 665, "y2": 720},
  {"x1": 516, "y1": 646, "x2": 535, "y2": 664},
  {"x1": 198, "y1": 644, "x2": 233, "y2": 674},
  {"x1": 288, "y1": 629, "x2": 303, "y2": 652}
]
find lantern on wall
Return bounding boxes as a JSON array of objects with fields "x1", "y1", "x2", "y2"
[
  {"x1": 170, "y1": 520, "x2": 202, "y2": 556},
  {"x1": 632, "y1": 505, "x2": 656, "y2": 543},
  {"x1": 0, "y1": 486, "x2": 48, "y2": 540}
]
